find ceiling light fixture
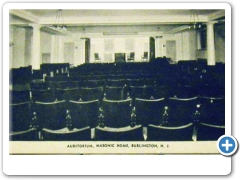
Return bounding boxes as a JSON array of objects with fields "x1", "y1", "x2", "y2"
[
  {"x1": 188, "y1": 10, "x2": 202, "y2": 29},
  {"x1": 54, "y1": 9, "x2": 67, "y2": 31}
]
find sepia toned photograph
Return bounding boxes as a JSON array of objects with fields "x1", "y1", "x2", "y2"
[{"x1": 6, "y1": 3, "x2": 228, "y2": 156}]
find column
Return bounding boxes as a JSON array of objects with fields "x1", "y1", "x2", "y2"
[
  {"x1": 207, "y1": 22, "x2": 216, "y2": 66},
  {"x1": 31, "y1": 24, "x2": 41, "y2": 69}
]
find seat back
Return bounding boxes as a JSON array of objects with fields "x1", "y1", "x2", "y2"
[
  {"x1": 200, "y1": 97, "x2": 225, "y2": 126},
  {"x1": 80, "y1": 86, "x2": 104, "y2": 101},
  {"x1": 129, "y1": 86, "x2": 158, "y2": 100},
  {"x1": 30, "y1": 81, "x2": 48, "y2": 90},
  {"x1": 55, "y1": 88, "x2": 80, "y2": 101},
  {"x1": 147, "y1": 123, "x2": 194, "y2": 141},
  {"x1": 143, "y1": 52, "x2": 148, "y2": 59},
  {"x1": 95, "y1": 125, "x2": 143, "y2": 141},
  {"x1": 10, "y1": 90, "x2": 30, "y2": 103},
  {"x1": 127, "y1": 52, "x2": 135, "y2": 62},
  {"x1": 10, "y1": 129, "x2": 38, "y2": 141},
  {"x1": 168, "y1": 97, "x2": 198, "y2": 126},
  {"x1": 104, "y1": 86, "x2": 128, "y2": 100},
  {"x1": 35, "y1": 100, "x2": 66, "y2": 130},
  {"x1": 156, "y1": 86, "x2": 175, "y2": 98},
  {"x1": 175, "y1": 85, "x2": 198, "y2": 98},
  {"x1": 31, "y1": 89, "x2": 55, "y2": 102},
  {"x1": 94, "y1": 53, "x2": 101, "y2": 60},
  {"x1": 115, "y1": 53, "x2": 126, "y2": 63},
  {"x1": 69, "y1": 100, "x2": 99, "y2": 128},
  {"x1": 81, "y1": 80, "x2": 105, "y2": 88},
  {"x1": 102, "y1": 99, "x2": 132, "y2": 128},
  {"x1": 42, "y1": 127, "x2": 91, "y2": 141},
  {"x1": 48, "y1": 81, "x2": 69, "y2": 90},
  {"x1": 10, "y1": 101, "x2": 32, "y2": 132},
  {"x1": 197, "y1": 123, "x2": 225, "y2": 141},
  {"x1": 135, "y1": 98, "x2": 165, "y2": 126}
]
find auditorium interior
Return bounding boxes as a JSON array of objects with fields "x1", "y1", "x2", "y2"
[{"x1": 9, "y1": 9, "x2": 225, "y2": 142}]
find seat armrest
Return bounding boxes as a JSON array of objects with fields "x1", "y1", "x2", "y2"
[
  {"x1": 98, "y1": 107, "x2": 105, "y2": 128},
  {"x1": 66, "y1": 109, "x2": 73, "y2": 131},
  {"x1": 130, "y1": 107, "x2": 136, "y2": 127}
]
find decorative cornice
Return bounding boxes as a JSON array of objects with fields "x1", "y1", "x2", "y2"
[{"x1": 10, "y1": 9, "x2": 39, "y2": 24}]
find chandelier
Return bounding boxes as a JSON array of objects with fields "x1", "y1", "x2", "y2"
[
  {"x1": 188, "y1": 10, "x2": 203, "y2": 29},
  {"x1": 54, "y1": 9, "x2": 67, "y2": 31}
]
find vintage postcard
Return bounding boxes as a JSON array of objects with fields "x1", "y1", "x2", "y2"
[{"x1": 3, "y1": 2, "x2": 232, "y2": 175}]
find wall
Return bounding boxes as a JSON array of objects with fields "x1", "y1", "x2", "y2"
[
  {"x1": 88, "y1": 31, "x2": 197, "y2": 64},
  {"x1": 196, "y1": 50, "x2": 207, "y2": 59},
  {"x1": 41, "y1": 32, "x2": 51, "y2": 54},
  {"x1": 9, "y1": 24, "x2": 224, "y2": 70},
  {"x1": 215, "y1": 24, "x2": 225, "y2": 63},
  {"x1": 90, "y1": 37, "x2": 149, "y2": 63},
  {"x1": 188, "y1": 30, "x2": 197, "y2": 60},
  {"x1": 12, "y1": 27, "x2": 26, "y2": 68},
  {"x1": 172, "y1": 30, "x2": 196, "y2": 61},
  {"x1": 15, "y1": 31, "x2": 87, "y2": 67},
  {"x1": 9, "y1": 26, "x2": 14, "y2": 69},
  {"x1": 156, "y1": 33, "x2": 184, "y2": 62}
]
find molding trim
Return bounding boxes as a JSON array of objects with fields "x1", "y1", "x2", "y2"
[
  {"x1": 207, "y1": 10, "x2": 225, "y2": 21},
  {"x1": 10, "y1": 9, "x2": 39, "y2": 24}
]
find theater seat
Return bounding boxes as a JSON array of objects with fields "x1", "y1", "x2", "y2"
[
  {"x1": 31, "y1": 89, "x2": 55, "y2": 102},
  {"x1": 30, "y1": 81, "x2": 48, "y2": 90},
  {"x1": 167, "y1": 97, "x2": 199, "y2": 126},
  {"x1": 35, "y1": 100, "x2": 66, "y2": 130},
  {"x1": 199, "y1": 84, "x2": 224, "y2": 98},
  {"x1": 101, "y1": 99, "x2": 134, "y2": 128},
  {"x1": 10, "y1": 90, "x2": 30, "y2": 103},
  {"x1": 199, "y1": 97, "x2": 225, "y2": 126},
  {"x1": 104, "y1": 86, "x2": 128, "y2": 100},
  {"x1": 135, "y1": 98, "x2": 165, "y2": 126},
  {"x1": 69, "y1": 99, "x2": 99, "y2": 128},
  {"x1": 41, "y1": 127, "x2": 91, "y2": 141},
  {"x1": 95, "y1": 125, "x2": 144, "y2": 141},
  {"x1": 10, "y1": 101, "x2": 32, "y2": 132},
  {"x1": 197, "y1": 123, "x2": 225, "y2": 141},
  {"x1": 81, "y1": 80, "x2": 105, "y2": 88},
  {"x1": 107, "y1": 79, "x2": 126, "y2": 87},
  {"x1": 55, "y1": 88, "x2": 80, "y2": 101},
  {"x1": 129, "y1": 86, "x2": 158, "y2": 100},
  {"x1": 10, "y1": 128, "x2": 39, "y2": 141},
  {"x1": 147, "y1": 123, "x2": 194, "y2": 141},
  {"x1": 48, "y1": 81, "x2": 69, "y2": 90},
  {"x1": 80, "y1": 86, "x2": 104, "y2": 101},
  {"x1": 197, "y1": 97, "x2": 225, "y2": 141},
  {"x1": 175, "y1": 85, "x2": 198, "y2": 98}
]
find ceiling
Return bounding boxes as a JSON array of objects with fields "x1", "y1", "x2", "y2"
[{"x1": 9, "y1": 9, "x2": 225, "y2": 35}]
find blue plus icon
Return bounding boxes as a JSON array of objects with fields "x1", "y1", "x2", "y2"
[{"x1": 217, "y1": 135, "x2": 238, "y2": 156}]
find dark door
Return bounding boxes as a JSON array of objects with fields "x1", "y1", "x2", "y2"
[
  {"x1": 149, "y1": 37, "x2": 155, "y2": 61},
  {"x1": 85, "y1": 38, "x2": 90, "y2": 63}
]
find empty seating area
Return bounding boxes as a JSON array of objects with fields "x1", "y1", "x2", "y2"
[{"x1": 9, "y1": 60, "x2": 225, "y2": 141}]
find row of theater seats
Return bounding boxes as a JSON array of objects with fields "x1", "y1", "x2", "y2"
[
  {"x1": 70, "y1": 61, "x2": 224, "y2": 77},
  {"x1": 10, "y1": 83, "x2": 224, "y2": 104},
  {"x1": 10, "y1": 61, "x2": 224, "y2": 88},
  {"x1": 43, "y1": 74, "x2": 224, "y2": 87},
  {"x1": 10, "y1": 96, "x2": 225, "y2": 141}
]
